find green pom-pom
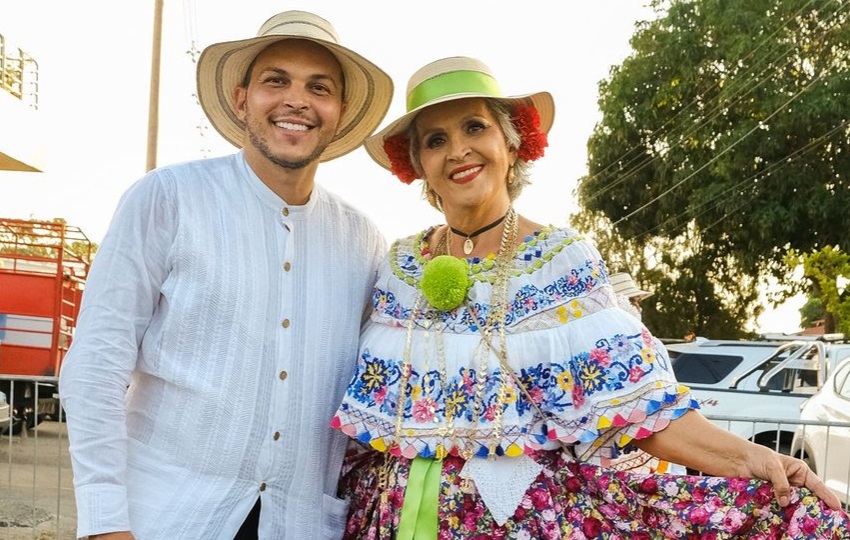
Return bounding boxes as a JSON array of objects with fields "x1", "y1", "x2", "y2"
[{"x1": 421, "y1": 255, "x2": 471, "y2": 310}]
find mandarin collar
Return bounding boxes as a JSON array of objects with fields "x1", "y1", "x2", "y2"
[{"x1": 238, "y1": 151, "x2": 317, "y2": 221}]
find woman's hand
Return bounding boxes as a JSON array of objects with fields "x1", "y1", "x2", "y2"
[
  {"x1": 633, "y1": 410, "x2": 842, "y2": 510},
  {"x1": 745, "y1": 447, "x2": 841, "y2": 510}
]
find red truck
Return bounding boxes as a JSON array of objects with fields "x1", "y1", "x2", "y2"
[{"x1": 0, "y1": 218, "x2": 92, "y2": 431}]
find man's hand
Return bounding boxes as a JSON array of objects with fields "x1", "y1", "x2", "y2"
[{"x1": 88, "y1": 532, "x2": 135, "y2": 540}]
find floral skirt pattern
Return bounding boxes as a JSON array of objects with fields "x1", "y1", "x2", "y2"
[{"x1": 338, "y1": 446, "x2": 850, "y2": 539}]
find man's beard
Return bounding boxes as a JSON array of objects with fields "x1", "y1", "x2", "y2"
[{"x1": 248, "y1": 128, "x2": 326, "y2": 170}]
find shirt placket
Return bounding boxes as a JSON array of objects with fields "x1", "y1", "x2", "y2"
[{"x1": 256, "y1": 204, "x2": 295, "y2": 494}]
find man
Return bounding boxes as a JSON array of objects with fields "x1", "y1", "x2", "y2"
[
  {"x1": 59, "y1": 11, "x2": 392, "y2": 539},
  {"x1": 607, "y1": 271, "x2": 688, "y2": 475},
  {"x1": 609, "y1": 271, "x2": 653, "y2": 321}
]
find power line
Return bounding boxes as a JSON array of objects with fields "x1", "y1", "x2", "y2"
[
  {"x1": 627, "y1": 117, "x2": 850, "y2": 242},
  {"x1": 582, "y1": 0, "x2": 825, "y2": 204}
]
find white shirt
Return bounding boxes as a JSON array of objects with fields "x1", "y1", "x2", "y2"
[
  {"x1": 617, "y1": 293, "x2": 643, "y2": 320},
  {"x1": 613, "y1": 294, "x2": 687, "y2": 475},
  {"x1": 59, "y1": 152, "x2": 386, "y2": 539}
]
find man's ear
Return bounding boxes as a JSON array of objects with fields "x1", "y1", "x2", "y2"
[{"x1": 233, "y1": 86, "x2": 248, "y2": 122}]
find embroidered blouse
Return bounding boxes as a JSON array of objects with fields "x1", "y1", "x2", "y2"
[{"x1": 332, "y1": 225, "x2": 698, "y2": 463}]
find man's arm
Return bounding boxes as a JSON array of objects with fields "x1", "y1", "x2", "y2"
[{"x1": 60, "y1": 173, "x2": 176, "y2": 537}]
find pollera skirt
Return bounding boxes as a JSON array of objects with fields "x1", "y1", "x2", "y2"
[{"x1": 338, "y1": 444, "x2": 850, "y2": 539}]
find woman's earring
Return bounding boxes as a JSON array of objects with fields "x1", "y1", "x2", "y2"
[{"x1": 507, "y1": 167, "x2": 516, "y2": 185}]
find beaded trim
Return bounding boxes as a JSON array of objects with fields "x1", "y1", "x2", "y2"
[{"x1": 388, "y1": 226, "x2": 584, "y2": 288}]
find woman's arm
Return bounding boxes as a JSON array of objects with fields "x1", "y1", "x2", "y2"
[{"x1": 632, "y1": 409, "x2": 841, "y2": 510}]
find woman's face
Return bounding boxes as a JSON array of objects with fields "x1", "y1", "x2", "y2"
[{"x1": 414, "y1": 98, "x2": 516, "y2": 214}]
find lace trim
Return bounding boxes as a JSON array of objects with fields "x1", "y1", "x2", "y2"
[{"x1": 333, "y1": 382, "x2": 698, "y2": 460}]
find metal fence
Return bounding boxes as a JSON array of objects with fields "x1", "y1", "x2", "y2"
[
  {"x1": 0, "y1": 31, "x2": 39, "y2": 109},
  {"x1": 0, "y1": 384, "x2": 846, "y2": 539},
  {"x1": 0, "y1": 376, "x2": 74, "y2": 540},
  {"x1": 706, "y1": 413, "x2": 850, "y2": 507}
]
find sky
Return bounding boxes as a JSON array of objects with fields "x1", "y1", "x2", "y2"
[{"x1": 0, "y1": 1, "x2": 804, "y2": 333}]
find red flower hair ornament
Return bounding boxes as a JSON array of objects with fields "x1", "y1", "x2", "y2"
[
  {"x1": 383, "y1": 134, "x2": 418, "y2": 184},
  {"x1": 382, "y1": 103, "x2": 549, "y2": 184},
  {"x1": 512, "y1": 103, "x2": 549, "y2": 162}
]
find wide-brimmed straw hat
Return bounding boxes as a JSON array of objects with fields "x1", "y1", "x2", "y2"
[
  {"x1": 364, "y1": 56, "x2": 555, "y2": 172},
  {"x1": 196, "y1": 10, "x2": 393, "y2": 162},
  {"x1": 609, "y1": 272, "x2": 654, "y2": 301}
]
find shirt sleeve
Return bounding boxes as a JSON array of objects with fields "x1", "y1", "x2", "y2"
[
  {"x1": 366, "y1": 233, "x2": 388, "y2": 322},
  {"x1": 561, "y1": 240, "x2": 697, "y2": 461},
  {"x1": 59, "y1": 170, "x2": 177, "y2": 537}
]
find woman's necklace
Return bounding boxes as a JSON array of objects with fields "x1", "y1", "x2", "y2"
[
  {"x1": 395, "y1": 208, "x2": 519, "y2": 460},
  {"x1": 450, "y1": 210, "x2": 510, "y2": 255}
]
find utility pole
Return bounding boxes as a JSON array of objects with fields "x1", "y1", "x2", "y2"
[{"x1": 146, "y1": 0, "x2": 164, "y2": 172}]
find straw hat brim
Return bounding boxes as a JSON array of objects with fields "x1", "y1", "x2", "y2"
[
  {"x1": 364, "y1": 90, "x2": 554, "y2": 172},
  {"x1": 197, "y1": 35, "x2": 393, "y2": 162},
  {"x1": 609, "y1": 273, "x2": 654, "y2": 300}
]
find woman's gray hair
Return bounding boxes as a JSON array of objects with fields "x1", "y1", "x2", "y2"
[{"x1": 404, "y1": 98, "x2": 534, "y2": 212}]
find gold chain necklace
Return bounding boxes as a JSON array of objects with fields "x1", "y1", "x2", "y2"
[{"x1": 395, "y1": 208, "x2": 518, "y2": 460}]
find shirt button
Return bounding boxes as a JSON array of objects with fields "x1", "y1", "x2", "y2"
[
  {"x1": 259, "y1": 482, "x2": 267, "y2": 491},
  {"x1": 281, "y1": 207, "x2": 290, "y2": 217},
  {"x1": 281, "y1": 319, "x2": 291, "y2": 328},
  {"x1": 283, "y1": 261, "x2": 292, "y2": 272},
  {"x1": 279, "y1": 370, "x2": 288, "y2": 380},
  {"x1": 273, "y1": 431, "x2": 281, "y2": 441}
]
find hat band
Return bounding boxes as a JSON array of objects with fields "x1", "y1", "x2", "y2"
[{"x1": 406, "y1": 70, "x2": 502, "y2": 112}]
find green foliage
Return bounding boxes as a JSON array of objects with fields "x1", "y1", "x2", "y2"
[
  {"x1": 799, "y1": 297, "x2": 825, "y2": 329},
  {"x1": 786, "y1": 246, "x2": 850, "y2": 334},
  {"x1": 574, "y1": 0, "x2": 850, "y2": 333},
  {"x1": 571, "y1": 210, "x2": 759, "y2": 339}
]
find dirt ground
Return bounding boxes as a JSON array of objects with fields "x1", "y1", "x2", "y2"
[{"x1": 0, "y1": 421, "x2": 77, "y2": 539}]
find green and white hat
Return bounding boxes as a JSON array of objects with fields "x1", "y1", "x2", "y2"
[{"x1": 364, "y1": 56, "x2": 554, "y2": 172}]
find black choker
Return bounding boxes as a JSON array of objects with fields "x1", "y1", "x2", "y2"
[{"x1": 450, "y1": 210, "x2": 509, "y2": 255}]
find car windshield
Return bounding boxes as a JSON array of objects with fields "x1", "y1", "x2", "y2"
[{"x1": 669, "y1": 352, "x2": 742, "y2": 384}]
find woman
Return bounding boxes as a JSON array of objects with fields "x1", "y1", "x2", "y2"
[{"x1": 331, "y1": 56, "x2": 849, "y2": 539}]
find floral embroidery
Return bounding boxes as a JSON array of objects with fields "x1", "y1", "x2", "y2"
[
  {"x1": 377, "y1": 230, "x2": 606, "y2": 333},
  {"x1": 337, "y1": 326, "x2": 689, "y2": 460},
  {"x1": 330, "y1": 223, "x2": 850, "y2": 540}
]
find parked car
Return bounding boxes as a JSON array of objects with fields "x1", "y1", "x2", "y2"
[
  {"x1": 0, "y1": 379, "x2": 61, "y2": 434},
  {"x1": 790, "y1": 357, "x2": 850, "y2": 507},
  {"x1": 666, "y1": 335, "x2": 850, "y2": 454},
  {"x1": 0, "y1": 389, "x2": 9, "y2": 431}
]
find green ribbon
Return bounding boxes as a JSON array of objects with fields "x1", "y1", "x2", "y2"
[
  {"x1": 407, "y1": 70, "x2": 503, "y2": 111},
  {"x1": 397, "y1": 457, "x2": 442, "y2": 540}
]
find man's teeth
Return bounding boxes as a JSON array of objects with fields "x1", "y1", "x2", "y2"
[
  {"x1": 452, "y1": 166, "x2": 481, "y2": 180},
  {"x1": 278, "y1": 122, "x2": 308, "y2": 131}
]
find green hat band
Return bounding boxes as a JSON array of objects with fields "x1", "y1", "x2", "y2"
[{"x1": 406, "y1": 70, "x2": 502, "y2": 112}]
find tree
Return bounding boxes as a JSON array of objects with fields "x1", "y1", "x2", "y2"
[
  {"x1": 571, "y1": 210, "x2": 759, "y2": 339},
  {"x1": 799, "y1": 296, "x2": 825, "y2": 329},
  {"x1": 574, "y1": 0, "x2": 850, "y2": 332},
  {"x1": 786, "y1": 246, "x2": 850, "y2": 334}
]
